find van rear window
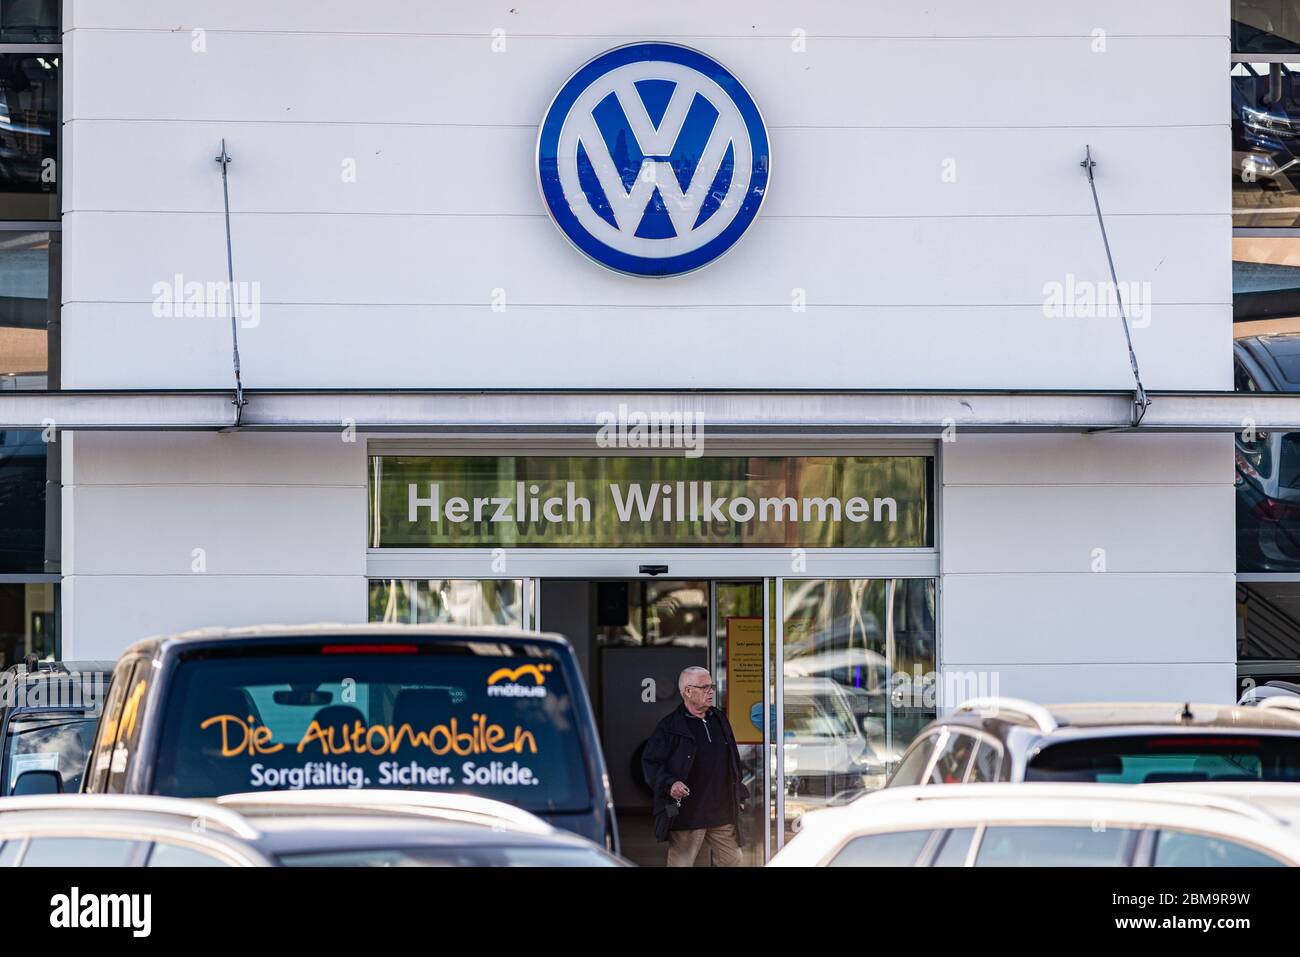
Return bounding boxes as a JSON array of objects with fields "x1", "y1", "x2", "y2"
[
  {"x1": 1025, "y1": 734, "x2": 1300, "y2": 783},
  {"x1": 150, "y1": 645, "x2": 591, "y2": 813}
]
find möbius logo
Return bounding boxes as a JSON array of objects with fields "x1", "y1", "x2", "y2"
[{"x1": 486, "y1": 663, "x2": 551, "y2": 698}]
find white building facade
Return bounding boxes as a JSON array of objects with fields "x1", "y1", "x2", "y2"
[{"x1": 43, "y1": 0, "x2": 1241, "y2": 858}]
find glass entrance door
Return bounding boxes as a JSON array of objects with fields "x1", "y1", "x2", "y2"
[
  {"x1": 777, "y1": 578, "x2": 938, "y2": 850},
  {"x1": 369, "y1": 575, "x2": 937, "y2": 861},
  {"x1": 533, "y1": 578, "x2": 774, "y2": 866}
]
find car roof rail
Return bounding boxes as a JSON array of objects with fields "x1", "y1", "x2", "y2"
[
  {"x1": 1259, "y1": 696, "x2": 1300, "y2": 716},
  {"x1": 0, "y1": 794, "x2": 261, "y2": 840},
  {"x1": 888, "y1": 783, "x2": 1285, "y2": 827},
  {"x1": 954, "y1": 697, "x2": 1058, "y2": 733},
  {"x1": 214, "y1": 789, "x2": 553, "y2": 834}
]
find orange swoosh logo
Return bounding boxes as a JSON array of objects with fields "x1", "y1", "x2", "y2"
[{"x1": 487, "y1": 664, "x2": 546, "y2": 686}]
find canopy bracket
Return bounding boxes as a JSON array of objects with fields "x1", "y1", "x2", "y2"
[
  {"x1": 215, "y1": 139, "x2": 247, "y2": 425},
  {"x1": 1081, "y1": 144, "x2": 1150, "y2": 428}
]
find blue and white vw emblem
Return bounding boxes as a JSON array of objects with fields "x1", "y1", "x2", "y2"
[{"x1": 537, "y1": 43, "x2": 770, "y2": 277}]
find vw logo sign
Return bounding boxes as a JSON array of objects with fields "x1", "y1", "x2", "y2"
[{"x1": 537, "y1": 43, "x2": 770, "y2": 278}]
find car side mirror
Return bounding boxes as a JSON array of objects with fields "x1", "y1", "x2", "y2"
[{"x1": 12, "y1": 769, "x2": 63, "y2": 795}]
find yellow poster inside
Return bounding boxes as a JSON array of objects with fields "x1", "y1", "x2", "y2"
[{"x1": 726, "y1": 617, "x2": 764, "y2": 745}]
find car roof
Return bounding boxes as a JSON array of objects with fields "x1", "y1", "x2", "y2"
[
  {"x1": 0, "y1": 661, "x2": 112, "y2": 713},
  {"x1": 121, "y1": 622, "x2": 572, "y2": 658},
  {"x1": 212, "y1": 789, "x2": 554, "y2": 834},
  {"x1": 241, "y1": 814, "x2": 603, "y2": 857},
  {"x1": 1150, "y1": 782, "x2": 1300, "y2": 828},
  {"x1": 214, "y1": 790, "x2": 606, "y2": 858},
  {"x1": 1238, "y1": 333, "x2": 1300, "y2": 391},
  {"x1": 842, "y1": 782, "x2": 1294, "y2": 825},
  {"x1": 942, "y1": 698, "x2": 1300, "y2": 736},
  {"x1": 2, "y1": 660, "x2": 115, "y2": 678},
  {"x1": 770, "y1": 783, "x2": 1300, "y2": 865},
  {"x1": 0, "y1": 791, "x2": 608, "y2": 859},
  {"x1": 0, "y1": 795, "x2": 265, "y2": 841},
  {"x1": 1047, "y1": 702, "x2": 1300, "y2": 730}
]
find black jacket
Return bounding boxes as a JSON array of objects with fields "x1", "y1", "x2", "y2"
[{"x1": 641, "y1": 703, "x2": 750, "y2": 843}]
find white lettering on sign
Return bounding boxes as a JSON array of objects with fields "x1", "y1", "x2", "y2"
[
  {"x1": 641, "y1": 678, "x2": 657, "y2": 703},
  {"x1": 406, "y1": 482, "x2": 899, "y2": 528}
]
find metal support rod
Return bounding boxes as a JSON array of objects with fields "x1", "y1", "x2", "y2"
[
  {"x1": 215, "y1": 139, "x2": 246, "y2": 423},
  {"x1": 761, "y1": 578, "x2": 771, "y2": 864},
  {"x1": 1081, "y1": 145, "x2": 1150, "y2": 428},
  {"x1": 774, "y1": 578, "x2": 785, "y2": 852}
]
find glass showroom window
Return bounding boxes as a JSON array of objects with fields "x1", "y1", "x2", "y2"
[
  {"x1": 1233, "y1": 238, "x2": 1300, "y2": 696},
  {"x1": 780, "y1": 578, "x2": 937, "y2": 842},
  {"x1": 368, "y1": 579, "x2": 523, "y2": 627},
  {"x1": 1238, "y1": 583, "x2": 1300, "y2": 699},
  {"x1": 0, "y1": 1, "x2": 56, "y2": 43},
  {"x1": 1232, "y1": 62, "x2": 1300, "y2": 228},
  {"x1": 1232, "y1": 17, "x2": 1300, "y2": 696},
  {"x1": 0, "y1": 7, "x2": 61, "y2": 658},
  {"x1": 0, "y1": 428, "x2": 56, "y2": 664},
  {"x1": 0, "y1": 580, "x2": 53, "y2": 667},
  {"x1": 1235, "y1": 1, "x2": 1300, "y2": 55},
  {"x1": 0, "y1": 53, "x2": 57, "y2": 221},
  {"x1": 0, "y1": 230, "x2": 54, "y2": 389}
]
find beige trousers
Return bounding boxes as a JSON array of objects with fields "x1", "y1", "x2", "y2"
[{"x1": 666, "y1": 823, "x2": 743, "y2": 867}]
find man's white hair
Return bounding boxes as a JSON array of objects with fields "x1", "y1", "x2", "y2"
[{"x1": 678, "y1": 666, "x2": 711, "y2": 695}]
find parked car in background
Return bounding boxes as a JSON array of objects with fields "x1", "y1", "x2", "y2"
[
  {"x1": 1235, "y1": 334, "x2": 1300, "y2": 572},
  {"x1": 1232, "y1": 63, "x2": 1300, "y2": 199},
  {"x1": 769, "y1": 783, "x2": 1300, "y2": 867},
  {"x1": 0, "y1": 790, "x2": 626, "y2": 866},
  {"x1": 886, "y1": 697, "x2": 1300, "y2": 788},
  {"x1": 780, "y1": 677, "x2": 884, "y2": 830},
  {"x1": 69, "y1": 625, "x2": 618, "y2": 851},
  {"x1": 1239, "y1": 679, "x2": 1300, "y2": 704},
  {"x1": 0, "y1": 659, "x2": 112, "y2": 796}
]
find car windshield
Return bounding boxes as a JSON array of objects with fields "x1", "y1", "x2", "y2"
[
  {"x1": 150, "y1": 645, "x2": 592, "y2": 813},
  {"x1": 1025, "y1": 734, "x2": 1300, "y2": 783},
  {"x1": 4, "y1": 713, "x2": 98, "y2": 795},
  {"x1": 277, "y1": 845, "x2": 619, "y2": 867}
]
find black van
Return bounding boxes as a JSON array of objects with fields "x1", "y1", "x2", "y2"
[
  {"x1": 1, "y1": 659, "x2": 113, "y2": 795},
  {"x1": 74, "y1": 625, "x2": 617, "y2": 850}
]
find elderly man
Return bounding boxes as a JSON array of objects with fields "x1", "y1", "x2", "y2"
[{"x1": 641, "y1": 666, "x2": 749, "y2": 867}]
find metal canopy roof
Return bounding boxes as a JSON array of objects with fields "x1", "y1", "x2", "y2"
[{"x1": 0, "y1": 388, "x2": 1295, "y2": 433}]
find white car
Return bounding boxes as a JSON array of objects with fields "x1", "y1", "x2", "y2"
[
  {"x1": 0, "y1": 790, "x2": 626, "y2": 867},
  {"x1": 768, "y1": 782, "x2": 1300, "y2": 867},
  {"x1": 1154, "y1": 780, "x2": 1300, "y2": 828}
]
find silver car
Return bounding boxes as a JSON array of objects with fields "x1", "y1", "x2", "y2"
[{"x1": 0, "y1": 789, "x2": 627, "y2": 867}]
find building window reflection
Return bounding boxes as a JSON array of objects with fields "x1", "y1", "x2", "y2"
[
  {"x1": 781, "y1": 578, "x2": 936, "y2": 842},
  {"x1": 1236, "y1": 2, "x2": 1300, "y2": 56},
  {"x1": 0, "y1": 1, "x2": 57, "y2": 44},
  {"x1": 0, "y1": 54, "x2": 57, "y2": 221},
  {"x1": 0, "y1": 429, "x2": 48, "y2": 574},
  {"x1": 1232, "y1": 62, "x2": 1300, "y2": 227},
  {"x1": 0, "y1": 580, "x2": 54, "y2": 668},
  {"x1": 0, "y1": 3, "x2": 60, "y2": 658},
  {"x1": 0, "y1": 231, "x2": 52, "y2": 390},
  {"x1": 367, "y1": 579, "x2": 523, "y2": 627}
]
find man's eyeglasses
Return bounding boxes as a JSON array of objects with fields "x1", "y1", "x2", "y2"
[{"x1": 687, "y1": 683, "x2": 716, "y2": 692}]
